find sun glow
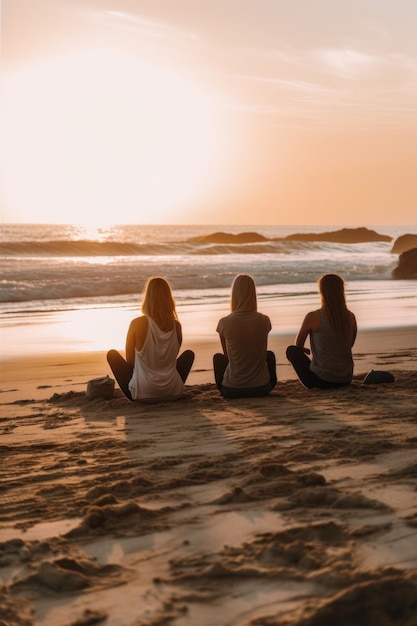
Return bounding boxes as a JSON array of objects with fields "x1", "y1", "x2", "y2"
[{"x1": 2, "y1": 50, "x2": 221, "y2": 225}]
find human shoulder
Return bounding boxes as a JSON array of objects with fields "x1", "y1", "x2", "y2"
[
  {"x1": 258, "y1": 311, "x2": 271, "y2": 322},
  {"x1": 216, "y1": 314, "x2": 229, "y2": 333},
  {"x1": 305, "y1": 309, "x2": 321, "y2": 331},
  {"x1": 129, "y1": 315, "x2": 148, "y2": 332},
  {"x1": 304, "y1": 309, "x2": 320, "y2": 321},
  {"x1": 175, "y1": 319, "x2": 182, "y2": 339},
  {"x1": 221, "y1": 310, "x2": 237, "y2": 322},
  {"x1": 255, "y1": 311, "x2": 271, "y2": 329}
]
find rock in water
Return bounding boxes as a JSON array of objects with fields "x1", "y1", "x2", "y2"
[{"x1": 392, "y1": 248, "x2": 417, "y2": 279}]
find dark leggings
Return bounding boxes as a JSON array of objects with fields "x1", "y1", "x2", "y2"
[
  {"x1": 107, "y1": 349, "x2": 195, "y2": 401},
  {"x1": 286, "y1": 345, "x2": 349, "y2": 389},
  {"x1": 213, "y1": 350, "x2": 277, "y2": 398}
]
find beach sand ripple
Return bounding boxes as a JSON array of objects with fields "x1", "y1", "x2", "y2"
[{"x1": 1, "y1": 371, "x2": 416, "y2": 625}]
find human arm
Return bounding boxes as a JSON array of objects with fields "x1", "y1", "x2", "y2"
[
  {"x1": 350, "y1": 312, "x2": 357, "y2": 347},
  {"x1": 216, "y1": 318, "x2": 228, "y2": 359},
  {"x1": 125, "y1": 316, "x2": 148, "y2": 366},
  {"x1": 219, "y1": 333, "x2": 228, "y2": 359},
  {"x1": 175, "y1": 320, "x2": 182, "y2": 347},
  {"x1": 295, "y1": 311, "x2": 319, "y2": 354}
]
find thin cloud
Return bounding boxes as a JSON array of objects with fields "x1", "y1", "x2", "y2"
[
  {"x1": 98, "y1": 9, "x2": 199, "y2": 45},
  {"x1": 314, "y1": 48, "x2": 377, "y2": 78},
  {"x1": 63, "y1": 5, "x2": 417, "y2": 129},
  {"x1": 214, "y1": 40, "x2": 417, "y2": 127},
  {"x1": 231, "y1": 73, "x2": 337, "y2": 96}
]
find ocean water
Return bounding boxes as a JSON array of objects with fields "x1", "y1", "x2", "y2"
[{"x1": 1, "y1": 223, "x2": 416, "y2": 358}]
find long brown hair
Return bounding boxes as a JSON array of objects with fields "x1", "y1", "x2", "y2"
[
  {"x1": 231, "y1": 274, "x2": 257, "y2": 312},
  {"x1": 319, "y1": 274, "x2": 352, "y2": 341},
  {"x1": 141, "y1": 276, "x2": 178, "y2": 331}
]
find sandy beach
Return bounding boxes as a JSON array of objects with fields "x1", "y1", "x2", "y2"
[
  {"x1": 3, "y1": 0, "x2": 417, "y2": 621},
  {"x1": 1, "y1": 326, "x2": 417, "y2": 625}
]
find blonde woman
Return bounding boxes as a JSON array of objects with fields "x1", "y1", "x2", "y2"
[
  {"x1": 107, "y1": 276, "x2": 194, "y2": 401},
  {"x1": 214, "y1": 274, "x2": 277, "y2": 398},
  {"x1": 286, "y1": 273, "x2": 357, "y2": 388}
]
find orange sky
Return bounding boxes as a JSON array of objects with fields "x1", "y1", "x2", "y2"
[{"x1": 1, "y1": 0, "x2": 417, "y2": 226}]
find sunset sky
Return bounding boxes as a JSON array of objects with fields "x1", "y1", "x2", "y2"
[{"x1": 1, "y1": 0, "x2": 416, "y2": 226}]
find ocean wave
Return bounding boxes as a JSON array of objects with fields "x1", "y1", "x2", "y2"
[
  {"x1": 0, "y1": 253, "x2": 396, "y2": 304},
  {"x1": 0, "y1": 225, "x2": 404, "y2": 307},
  {"x1": 0, "y1": 240, "x2": 191, "y2": 257},
  {"x1": 0, "y1": 237, "x2": 392, "y2": 258}
]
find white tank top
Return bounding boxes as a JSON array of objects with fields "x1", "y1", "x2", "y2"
[{"x1": 128, "y1": 316, "x2": 184, "y2": 401}]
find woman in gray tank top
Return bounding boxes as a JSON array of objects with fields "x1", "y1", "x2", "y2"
[{"x1": 286, "y1": 274, "x2": 357, "y2": 389}]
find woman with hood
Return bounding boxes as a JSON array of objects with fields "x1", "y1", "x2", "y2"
[{"x1": 213, "y1": 274, "x2": 277, "y2": 398}]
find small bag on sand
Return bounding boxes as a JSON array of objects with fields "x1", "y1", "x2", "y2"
[{"x1": 86, "y1": 375, "x2": 115, "y2": 400}]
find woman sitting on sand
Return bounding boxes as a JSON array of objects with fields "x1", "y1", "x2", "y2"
[
  {"x1": 213, "y1": 274, "x2": 277, "y2": 398},
  {"x1": 286, "y1": 273, "x2": 357, "y2": 389},
  {"x1": 107, "y1": 276, "x2": 194, "y2": 401}
]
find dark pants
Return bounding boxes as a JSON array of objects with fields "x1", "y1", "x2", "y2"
[
  {"x1": 107, "y1": 349, "x2": 195, "y2": 401},
  {"x1": 286, "y1": 345, "x2": 349, "y2": 389},
  {"x1": 213, "y1": 350, "x2": 277, "y2": 398}
]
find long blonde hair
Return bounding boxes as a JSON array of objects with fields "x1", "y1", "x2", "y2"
[
  {"x1": 231, "y1": 274, "x2": 257, "y2": 312},
  {"x1": 141, "y1": 276, "x2": 178, "y2": 330},
  {"x1": 319, "y1": 274, "x2": 351, "y2": 340}
]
